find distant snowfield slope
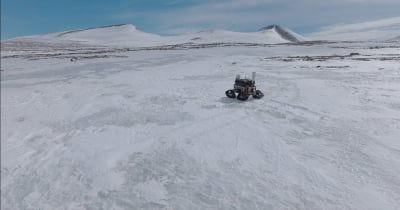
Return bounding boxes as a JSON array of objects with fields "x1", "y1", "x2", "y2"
[
  {"x1": 6, "y1": 24, "x2": 308, "y2": 47},
  {"x1": 1, "y1": 27, "x2": 400, "y2": 210},
  {"x1": 308, "y1": 16, "x2": 400, "y2": 41},
  {"x1": 388, "y1": 35, "x2": 400, "y2": 42}
]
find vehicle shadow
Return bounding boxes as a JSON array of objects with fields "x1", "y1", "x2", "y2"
[{"x1": 218, "y1": 97, "x2": 247, "y2": 104}]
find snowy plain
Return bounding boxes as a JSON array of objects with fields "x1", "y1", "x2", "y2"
[{"x1": 1, "y1": 25, "x2": 400, "y2": 209}]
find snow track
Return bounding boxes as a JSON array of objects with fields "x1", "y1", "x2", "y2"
[{"x1": 2, "y1": 41, "x2": 400, "y2": 209}]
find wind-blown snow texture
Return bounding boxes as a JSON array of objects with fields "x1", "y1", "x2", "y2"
[{"x1": 1, "y1": 25, "x2": 400, "y2": 210}]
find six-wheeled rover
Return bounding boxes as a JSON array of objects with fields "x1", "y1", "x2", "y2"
[{"x1": 225, "y1": 72, "x2": 264, "y2": 101}]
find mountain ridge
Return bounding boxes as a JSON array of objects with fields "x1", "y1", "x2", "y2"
[
  {"x1": 258, "y1": 24, "x2": 305, "y2": 42},
  {"x1": 55, "y1": 24, "x2": 139, "y2": 38},
  {"x1": 4, "y1": 24, "x2": 308, "y2": 46}
]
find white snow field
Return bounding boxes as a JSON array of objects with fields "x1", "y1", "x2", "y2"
[{"x1": 1, "y1": 25, "x2": 400, "y2": 209}]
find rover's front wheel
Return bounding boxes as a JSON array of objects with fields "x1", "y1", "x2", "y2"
[
  {"x1": 237, "y1": 92, "x2": 249, "y2": 101},
  {"x1": 253, "y1": 90, "x2": 264, "y2": 99},
  {"x1": 225, "y1": 89, "x2": 236, "y2": 98}
]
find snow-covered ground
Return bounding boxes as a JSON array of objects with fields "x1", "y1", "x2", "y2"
[{"x1": 1, "y1": 29, "x2": 400, "y2": 209}]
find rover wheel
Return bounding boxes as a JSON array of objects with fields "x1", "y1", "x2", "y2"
[
  {"x1": 253, "y1": 90, "x2": 264, "y2": 99},
  {"x1": 225, "y1": 89, "x2": 236, "y2": 98},
  {"x1": 237, "y1": 93, "x2": 249, "y2": 101}
]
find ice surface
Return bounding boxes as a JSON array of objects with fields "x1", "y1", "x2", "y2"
[{"x1": 1, "y1": 32, "x2": 400, "y2": 209}]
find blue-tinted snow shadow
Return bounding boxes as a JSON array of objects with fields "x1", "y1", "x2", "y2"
[{"x1": 218, "y1": 97, "x2": 247, "y2": 104}]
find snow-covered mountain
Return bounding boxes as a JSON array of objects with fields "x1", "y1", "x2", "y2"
[
  {"x1": 176, "y1": 24, "x2": 309, "y2": 44},
  {"x1": 52, "y1": 24, "x2": 162, "y2": 45},
  {"x1": 258, "y1": 24, "x2": 309, "y2": 42},
  {"x1": 19, "y1": 24, "x2": 164, "y2": 46},
  {"x1": 6, "y1": 24, "x2": 309, "y2": 47},
  {"x1": 308, "y1": 16, "x2": 400, "y2": 41}
]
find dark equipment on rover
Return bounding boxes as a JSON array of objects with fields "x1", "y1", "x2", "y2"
[{"x1": 225, "y1": 72, "x2": 264, "y2": 101}]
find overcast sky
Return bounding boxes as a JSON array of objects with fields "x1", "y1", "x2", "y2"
[{"x1": 2, "y1": 0, "x2": 400, "y2": 39}]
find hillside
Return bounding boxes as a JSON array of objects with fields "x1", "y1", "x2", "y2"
[
  {"x1": 258, "y1": 24, "x2": 309, "y2": 42},
  {"x1": 3, "y1": 24, "x2": 308, "y2": 47}
]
